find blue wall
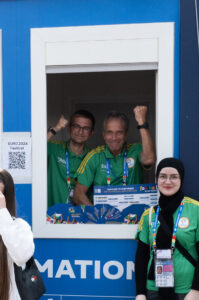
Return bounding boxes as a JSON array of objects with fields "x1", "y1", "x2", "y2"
[
  {"x1": 180, "y1": 0, "x2": 199, "y2": 200},
  {"x1": 0, "y1": 1, "x2": 180, "y2": 298}
]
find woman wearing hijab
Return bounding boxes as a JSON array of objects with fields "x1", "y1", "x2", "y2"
[
  {"x1": 135, "y1": 158, "x2": 199, "y2": 300},
  {"x1": 0, "y1": 169, "x2": 34, "y2": 299}
]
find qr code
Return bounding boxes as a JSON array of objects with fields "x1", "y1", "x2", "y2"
[{"x1": 8, "y1": 152, "x2": 26, "y2": 169}]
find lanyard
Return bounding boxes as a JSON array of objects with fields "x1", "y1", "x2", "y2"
[
  {"x1": 106, "y1": 150, "x2": 128, "y2": 186},
  {"x1": 152, "y1": 200, "x2": 184, "y2": 251},
  {"x1": 65, "y1": 151, "x2": 71, "y2": 191}
]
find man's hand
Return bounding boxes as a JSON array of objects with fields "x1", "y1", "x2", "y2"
[
  {"x1": 134, "y1": 105, "x2": 156, "y2": 166},
  {"x1": 0, "y1": 191, "x2": 6, "y2": 209},
  {"x1": 133, "y1": 106, "x2": 147, "y2": 126},
  {"x1": 73, "y1": 182, "x2": 93, "y2": 206},
  {"x1": 47, "y1": 115, "x2": 68, "y2": 141},
  {"x1": 54, "y1": 115, "x2": 68, "y2": 133}
]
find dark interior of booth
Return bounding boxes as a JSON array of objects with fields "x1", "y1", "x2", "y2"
[{"x1": 47, "y1": 70, "x2": 156, "y2": 183}]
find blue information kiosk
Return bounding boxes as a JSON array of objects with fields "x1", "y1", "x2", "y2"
[{"x1": 0, "y1": 0, "x2": 198, "y2": 299}]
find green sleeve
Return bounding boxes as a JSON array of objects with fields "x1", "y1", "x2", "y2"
[
  {"x1": 47, "y1": 141, "x2": 58, "y2": 156},
  {"x1": 47, "y1": 141, "x2": 53, "y2": 156},
  {"x1": 135, "y1": 209, "x2": 150, "y2": 245},
  {"x1": 76, "y1": 151, "x2": 97, "y2": 188}
]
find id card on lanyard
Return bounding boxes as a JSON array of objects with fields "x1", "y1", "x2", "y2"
[
  {"x1": 153, "y1": 201, "x2": 184, "y2": 287},
  {"x1": 106, "y1": 150, "x2": 128, "y2": 186},
  {"x1": 155, "y1": 249, "x2": 174, "y2": 287},
  {"x1": 65, "y1": 151, "x2": 74, "y2": 204}
]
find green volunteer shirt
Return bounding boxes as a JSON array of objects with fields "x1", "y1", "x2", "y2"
[
  {"x1": 135, "y1": 197, "x2": 199, "y2": 294},
  {"x1": 76, "y1": 143, "x2": 143, "y2": 187},
  {"x1": 47, "y1": 140, "x2": 88, "y2": 208}
]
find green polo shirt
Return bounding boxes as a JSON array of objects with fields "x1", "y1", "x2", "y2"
[
  {"x1": 76, "y1": 143, "x2": 143, "y2": 188},
  {"x1": 47, "y1": 140, "x2": 88, "y2": 208},
  {"x1": 135, "y1": 197, "x2": 199, "y2": 294}
]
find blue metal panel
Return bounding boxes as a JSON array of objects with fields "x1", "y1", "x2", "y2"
[
  {"x1": 180, "y1": 0, "x2": 199, "y2": 200},
  {"x1": 34, "y1": 238, "x2": 137, "y2": 299},
  {"x1": 15, "y1": 184, "x2": 32, "y2": 224},
  {"x1": 0, "y1": 0, "x2": 180, "y2": 297},
  {"x1": 1, "y1": 0, "x2": 180, "y2": 146}
]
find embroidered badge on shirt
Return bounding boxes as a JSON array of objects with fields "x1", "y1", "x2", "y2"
[
  {"x1": 101, "y1": 164, "x2": 106, "y2": 169},
  {"x1": 126, "y1": 157, "x2": 135, "y2": 168},
  {"x1": 58, "y1": 157, "x2": 66, "y2": 165},
  {"x1": 178, "y1": 217, "x2": 190, "y2": 229}
]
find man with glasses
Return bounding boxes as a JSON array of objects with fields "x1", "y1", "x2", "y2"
[
  {"x1": 47, "y1": 110, "x2": 95, "y2": 207},
  {"x1": 73, "y1": 106, "x2": 156, "y2": 206}
]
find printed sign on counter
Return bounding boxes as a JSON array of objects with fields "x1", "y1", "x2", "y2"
[
  {"x1": 94, "y1": 184, "x2": 158, "y2": 211},
  {"x1": 47, "y1": 184, "x2": 158, "y2": 225}
]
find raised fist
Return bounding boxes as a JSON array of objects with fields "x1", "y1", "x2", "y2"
[
  {"x1": 54, "y1": 115, "x2": 68, "y2": 132},
  {"x1": 133, "y1": 106, "x2": 147, "y2": 125}
]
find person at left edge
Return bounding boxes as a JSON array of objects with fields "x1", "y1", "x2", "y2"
[
  {"x1": 47, "y1": 110, "x2": 95, "y2": 208},
  {"x1": 0, "y1": 169, "x2": 34, "y2": 299}
]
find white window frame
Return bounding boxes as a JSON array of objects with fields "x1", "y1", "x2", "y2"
[{"x1": 31, "y1": 23, "x2": 174, "y2": 239}]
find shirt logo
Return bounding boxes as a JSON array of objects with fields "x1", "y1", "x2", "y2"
[
  {"x1": 151, "y1": 221, "x2": 160, "y2": 227},
  {"x1": 58, "y1": 157, "x2": 66, "y2": 165},
  {"x1": 101, "y1": 164, "x2": 106, "y2": 169},
  {"x1": 178, "y1": 217, "x2": 190, "y2": 229},
  {"x1": 126, "y1": 157, "x2": 135, "y2": 168}
]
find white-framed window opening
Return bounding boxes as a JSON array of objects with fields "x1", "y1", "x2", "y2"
[{"x1": 31, "y1": 23, "x2": 174, "y2": 239}]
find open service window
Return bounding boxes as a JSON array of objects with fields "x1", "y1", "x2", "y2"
[{"x1": 31, "y1": 23, "x2": 174, "y2": 238}]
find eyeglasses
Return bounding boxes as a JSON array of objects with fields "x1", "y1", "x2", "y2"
[
  {"x1": 158, "y1": 174, "x2": 180, "y2": 182},
  {"x1": 71, "y1": 123, "x2": 92, "y2": 133}
]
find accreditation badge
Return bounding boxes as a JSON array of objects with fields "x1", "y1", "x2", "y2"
[
  {"x1": 155, "y1": 249, "x2": 174, "y2": 287},
  {"x1": 126, "y1": 157, "x2": 135, "y2": 168}
]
